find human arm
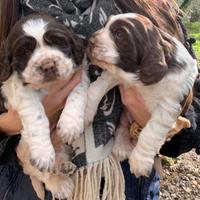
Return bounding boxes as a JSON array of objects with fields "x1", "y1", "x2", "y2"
[
  {"x1": 119, "y1": 85, "x2": 150, "y2": 128},
  {"x1": 0, "y1": 71, "x2": 82, "y2": 135}
]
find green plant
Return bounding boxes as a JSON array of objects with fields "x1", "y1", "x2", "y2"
[{"x1": 185, "y1": 22, "x2": 200, "y2": 65}]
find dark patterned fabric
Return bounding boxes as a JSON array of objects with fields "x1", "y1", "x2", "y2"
[
  {"x1": 20, "y1": 0, "x2": 122, "y2": 37},
  {"x1": 0, "y1": 135, "x2": 10, "y2": 158},
  {"x1": 121, "y1": 160, "x2": 160, "y2": 200}
]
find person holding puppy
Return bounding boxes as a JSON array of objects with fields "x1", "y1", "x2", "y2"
[{"x1": 0, "y1": 0, "x2": 199, "y2": 200}]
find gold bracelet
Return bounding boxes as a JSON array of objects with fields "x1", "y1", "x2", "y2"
[{"x1": 129, "y1": 122, "x2": 142, "y2": 139}]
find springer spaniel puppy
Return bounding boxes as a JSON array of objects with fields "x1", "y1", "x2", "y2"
[
  {"x1": 85, "y1": 13, "x2": 198, "y2": 177},
  {"x1": 0, "y1": 14, "x2": 89, "y2": 198}
]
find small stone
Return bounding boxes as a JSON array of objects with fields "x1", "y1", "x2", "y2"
[
  {"x1": 192, "y1": 180, "x2": 198, "y2": 185},
  {"x1": 184, "y1": 187, "x2": 192, "y2": 193},
  {"x1": 160, "y1": 150, "x2": 200, "y2": 199},
  {"x1": 165, "y1": 171, "x2": 170, "y2": 176}
]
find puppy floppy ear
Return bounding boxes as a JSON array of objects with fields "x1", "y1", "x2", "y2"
[
  {"x1": 0, "y1": 41, "x2": 12, "y2": 82},
  {"x1": 70, "y1": 35, "x2": 85, "y2": 66},
  {"x1": 139, "y1": 45, "x2": 168, "y2": 85},
  {"x1": 44, "y1": 28, "x2": 85, "y2": 66},
  {"x1": 139, "y1": 28, "x2": 169, "y2": 85}
]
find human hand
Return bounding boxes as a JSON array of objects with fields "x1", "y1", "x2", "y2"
[
  {"x1": 0, "y1": 108, "x2": 22, "y2": 134},
  {"x1": 119, "y1": 85, "x2": 151, "y2": 127},
  {"x1": 0, "y1": 71, "x2": 82, "y2": 135},
  {"x1": 50, "y1": 124, "x2": 62, "y2": 152},
  {"x1": 43, "y1": 71, "x2": 82, "y2": 123}
]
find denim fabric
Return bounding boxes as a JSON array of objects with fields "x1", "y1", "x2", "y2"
[
  {"x1": 121, "y1": 160, "x2": 160, "y2": 200},
  {"x1": 0, "y1": 162, "x2": 39, "y2": 200},
  {"x1": 146, "y1": 172, "x2": 160, "y2": 200},
  {"x1": 0, "y1": 157, "x2": 159, "y2": 200},
  {"x1": 0, "y1": 157, "x2": 52, "y2": 200}
]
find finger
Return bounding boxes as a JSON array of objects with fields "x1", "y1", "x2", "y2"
[
  {"x1": 119, "y1": 85, "x2": 126, "y2": 103},
  {"x1": 50, "y1": 131, "x2": 62, "y2": 150},
  {"x1": 118, "y1": 85, "x2": 124, "y2": 96},
  {"x1": 47, "y1": 70, "x2": 81, "y2": 94},
  {"x1": 128, "y1": 86, "x2": 143, "y2": 101},
  {"x1": 48, "y1": 74, "x2": 74, "y2": 94},
  {"x1": 119, "y1": 85, "x2": 142, "y2": 105},
  {"x1": 119, "y1": 85, "x2": 134, "y2": 105},
  {"x1": 60, "y1": 70, "x2": 82, "y2": 89},
  {"x1": 8, "y1": 107, "x2": 20, "y2": 118},
  {"x1": 43, "y1": 71, "x2": 81, "y2": 106},
  {"x1": 58, "y1": 70, "x2": 82, "y2": 99},
  {"x1": 119, "y1": 84, "x2": 135, "y2": 97},
  {"x1": 50, "y1": 121, "x2": 57, "y2": 132}
]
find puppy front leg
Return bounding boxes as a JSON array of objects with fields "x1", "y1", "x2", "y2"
[
  {"x1": 57, "y1": 70, "x2": 90, "y2": 144},
  {"x1": 112, "y1": 111, "x2": 134, "y2": 161},
  {"x1": 3, "y1": 73, "x2": 55, "y2": 171},
  {"x1": 17, "y1": 136, "x2": 75, "y2": 200},
  {"x1": 129, "y1": 101, "x2": 181, "y2": 177},
  {"x1": 44, "y1": 146, "x2": 76, "y2": 200},
  {"x1": 85, "y1": 70, "x2": 119, "y2": 126}
]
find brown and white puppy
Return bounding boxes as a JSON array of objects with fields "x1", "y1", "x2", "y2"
[
  {"x1": 0, "y1": 14, "x2": 89, "y2": 198},
  {"x1": 85, "y1": 13, "x2": 198, "y2": 177}
]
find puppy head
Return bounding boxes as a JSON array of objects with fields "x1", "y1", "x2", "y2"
[
  {"x1": 87, "y1": 13, "x2": 174, "y2": 85},
  {"x1": 0, "y1": 14, "x2": 84, "y2": 88}
]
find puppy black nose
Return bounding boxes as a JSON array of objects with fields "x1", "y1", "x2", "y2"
[
  {"x1": 40, "y1": 59, "x2": 56, "y2": 71},
  {"x1": 39, "y1": 59, "x2": 58, "y2": 80},
  {"x1": 40, "y1": 65, "x2": 57, "y2": 74}
]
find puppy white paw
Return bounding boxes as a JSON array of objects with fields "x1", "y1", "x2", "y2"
[
  {"x1": 54, "y1": 157, "x2": 76, "y2": 175},
  {"x1": 46, "y1": 176, "x2": 74, "y2": 199},
  {"x1": 129, "y1": 150, "x2": 154, "y2": 177},
  {"x1": 30, "y1": 145, "x2": 55, "y2": 172},
  {"x1": 112, "y1": 142, "x2": 133, "y2": 161},
  {"x1": 57, "y1": 116, "x2": 84, "y2": 144},
  {"x1": 112, "y1": 126, "x2": 135, "y2": 161}
]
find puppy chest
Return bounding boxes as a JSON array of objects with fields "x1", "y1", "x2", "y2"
[{"x1": 136, "y1": 78, "x2": 186, "y2": 114}]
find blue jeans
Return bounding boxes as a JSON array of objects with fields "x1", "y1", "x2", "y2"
[{"x1": 121, "y1": 160, "x2": 160, "y2": 200}]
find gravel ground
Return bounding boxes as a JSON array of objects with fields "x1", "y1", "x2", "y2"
[{"x1": 160, "y1": 150, "x2": 200, "y2": 200}]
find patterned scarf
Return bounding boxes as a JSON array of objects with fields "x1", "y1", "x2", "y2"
[{"x1": 20, "y1": 0, "x2": 125, "y2": 199}]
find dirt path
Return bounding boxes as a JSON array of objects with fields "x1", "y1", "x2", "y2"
[{"x1": 160, "y1": 150, "x2": 200, "y2": 200}]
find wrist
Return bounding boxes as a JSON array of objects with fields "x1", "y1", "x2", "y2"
[{"x1": 0, "y1": 112, "x2": 21, "y2": 135}]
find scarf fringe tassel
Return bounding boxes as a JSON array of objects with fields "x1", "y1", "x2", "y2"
[{"x1": 68, "y1": 154, "x2": 125, "y2": 200}]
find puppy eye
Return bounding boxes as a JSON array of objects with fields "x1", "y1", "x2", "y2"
[
  {"x1": 44, "y1": 30, "x2": 69, "y2": 46},
  {"x1": 13, "y1": 36, "x2": 36, "y2": 57},
  {"x1": 113, "y1": 30, "x2": 124, "y2": 40},
  {"x1": 45, "y1": 35, "x2": 68, "y2": 46},
  {"x1": 44, "y1": 30, "x2": 74, "y2": 56}
]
